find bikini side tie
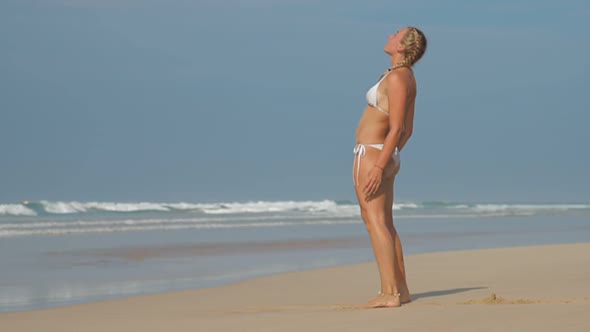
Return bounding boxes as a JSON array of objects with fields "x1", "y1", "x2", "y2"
[{"x1": 353, "y1": 144, "x2": 367, "y2": 186}]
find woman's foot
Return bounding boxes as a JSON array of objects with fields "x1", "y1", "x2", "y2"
[
  {"x1": 399, "y1": 288, "x2": 412, "y2": 304},
  {"x1": 367, "y1": 291, "x2": 383, "y2": 305},
  {"x1": 376, "y1": 290, "x2": 411, "y2": 304},
  {"x1": 365, "y1": 292, "x2": 401, "y2": 308}
]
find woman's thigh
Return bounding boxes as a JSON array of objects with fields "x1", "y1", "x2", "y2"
[{"x1": 353, "y1": 148, "x2": 395, "y2": 222}]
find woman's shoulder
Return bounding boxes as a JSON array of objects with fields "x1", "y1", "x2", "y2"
[{"x1": 384, "y1": 67, "x2": 414, "y2": 89}]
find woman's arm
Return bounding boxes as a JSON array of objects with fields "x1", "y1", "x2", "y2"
[
  {"x1": 375, "y1": 72, "x2": 410, "y2": 169},
  {"x1": 364, "y1": 71, "x2": 410, "y2": 196},
  {"x1": 397, "y1": 99, "x2": 415, "y2": 152}
]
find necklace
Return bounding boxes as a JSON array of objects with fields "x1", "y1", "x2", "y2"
[
  {"x1": 378, "y1": 61, "x2": 409, "y2": 81},
  {"x1": 388, "y1": 61, "x2": 408, "y2": 71}
]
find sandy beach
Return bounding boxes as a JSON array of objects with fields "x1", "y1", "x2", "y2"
[{"x1": 1, "y1": 243, "x2": 589, "y2": 331}]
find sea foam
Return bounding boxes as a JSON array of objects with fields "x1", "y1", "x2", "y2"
[{"x1": 0, "y1": 204, "x2": 37, "y2": 216}]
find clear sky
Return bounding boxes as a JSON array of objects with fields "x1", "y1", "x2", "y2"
[{"x1": 1, "y1": 0, "x2": 589, "y2": 203}]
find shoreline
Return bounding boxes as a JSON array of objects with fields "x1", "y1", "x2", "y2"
[
  {"x1": 2, "y1": 237, "x2": 589, "y2": 314},
  {"x1": 3, "y1": 205, "x2": 589, "y2": 315},
  {"x1": 0, "y1": 237, "x2": 590, "y2": 315},
  {"x1": 1, "y1": 242, "x2": 590, "y2": 331}
]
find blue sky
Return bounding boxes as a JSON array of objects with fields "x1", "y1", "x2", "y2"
[{"x1": 1, "y1": 0, "x2": 588, "y2": 203}]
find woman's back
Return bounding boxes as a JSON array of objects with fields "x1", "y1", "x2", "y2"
[{"x1": 355, "y1": 67, "x2": 416, "y2": 144}]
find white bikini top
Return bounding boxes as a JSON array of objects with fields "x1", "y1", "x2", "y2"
[{"x1": 365, "y1": 69, "x2": 393, "y2": 115}]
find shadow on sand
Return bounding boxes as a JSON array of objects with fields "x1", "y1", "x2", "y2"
[{"x1": 411, "y1": 287, "x2": 487, "y2": 301}]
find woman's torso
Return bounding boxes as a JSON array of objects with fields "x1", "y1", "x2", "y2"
[{"x1": 355, "y1": 68, "x2": 416, "y2": 144}]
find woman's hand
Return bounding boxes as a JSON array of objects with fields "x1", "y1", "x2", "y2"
[{"x1": 363, "y1": 165, "x2": 384, "y2": 196}]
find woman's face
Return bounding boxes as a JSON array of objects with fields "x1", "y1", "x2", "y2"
[{"x1": 384, "y1": 28, "x2": 408, "y2": 55}]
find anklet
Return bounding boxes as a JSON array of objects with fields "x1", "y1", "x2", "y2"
[{"x1": 378, "y1": 290, "x2": 401, "y2": 297}]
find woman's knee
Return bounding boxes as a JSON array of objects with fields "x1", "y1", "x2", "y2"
[
  {"x1": 362, "y1": 212, "x2": 388, "y2": 231},
  {"x1": 387, "y1": 223, "x2": 398, "y2": 236}
]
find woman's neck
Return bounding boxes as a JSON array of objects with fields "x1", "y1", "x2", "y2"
[{"x1": 390, "y1": 54, "x2": 406, "y2": 67}]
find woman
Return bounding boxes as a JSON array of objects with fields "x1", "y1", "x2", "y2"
[{"x1": 353, "y1": 26, "x2": 427, "y2": 308}]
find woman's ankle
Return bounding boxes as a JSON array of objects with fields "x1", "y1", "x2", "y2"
[{"x1": 378, "y1": 290, "x2": 401, "y2": 296}]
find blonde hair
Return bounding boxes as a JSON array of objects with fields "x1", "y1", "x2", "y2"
[{"x1": 400, "y1": 27, "x2": 427, "y2": 67}]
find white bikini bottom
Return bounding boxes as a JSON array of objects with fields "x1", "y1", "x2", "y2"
[{"x1": 353, "y1": 144, "x2": 400, "y2": 186}]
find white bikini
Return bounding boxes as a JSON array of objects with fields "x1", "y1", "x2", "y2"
[
  {"x1": 366, "y1": 69, "x2": 392, "y2": 115},
  {"x1": 353, "y1": 68, "x2": 401, "y2": 186}
]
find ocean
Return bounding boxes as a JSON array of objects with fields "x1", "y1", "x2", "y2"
[{"x1": 1, "y1": 199, "x2": 589, "y2": 312}]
